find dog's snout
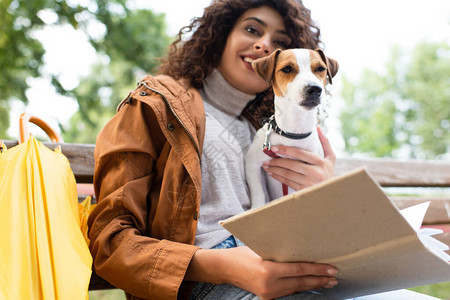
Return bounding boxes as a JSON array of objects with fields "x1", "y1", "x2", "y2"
[
  {"x1": 301, "y1": 84, "x2": 323, "y2": 109},
  {"x1": 306, "y1": 85, "x2": 322, "y2": 98}
]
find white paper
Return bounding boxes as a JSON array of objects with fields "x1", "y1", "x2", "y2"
[
  {"x1": 400, "y1": 201, "x2": 430, "y2": 232},
  {"x1": 399, "y1": 201, "x2": 450, "y2": 262}
]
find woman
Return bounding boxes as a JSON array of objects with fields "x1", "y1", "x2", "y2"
[
  {"x1": 88, "y1": 1, "x2": 429, "y2": 299},
  {"x1": 89, "y1": 1, "x2": 336, "y2": 299}
]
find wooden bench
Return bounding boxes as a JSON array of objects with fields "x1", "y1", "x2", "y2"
[{"x1": 3, "y1": 140, "x2": 450, "y2": 290}]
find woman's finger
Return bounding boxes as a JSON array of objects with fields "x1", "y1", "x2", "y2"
[
  {"x1": 317, "y1": 126, "x2": 336, "y2": 162},
  {"x1": 263, "y1": 158, "x2": 322, "y2": 187},
  {"x1": 269, "y1": 145, "x2": 322, "y2": 165}
]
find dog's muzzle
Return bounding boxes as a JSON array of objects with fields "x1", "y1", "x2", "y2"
[{"x1": 302, "y1": 84, "x2": 322, "y2": 108}]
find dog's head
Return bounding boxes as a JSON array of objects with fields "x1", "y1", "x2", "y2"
[{"x1": 252, "y1": 48, "x2": 339, "y2": 109}]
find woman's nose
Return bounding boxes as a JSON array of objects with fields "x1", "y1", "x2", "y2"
[{"x1": 253, "y1": 36, "x2": 271, "y2": 54}]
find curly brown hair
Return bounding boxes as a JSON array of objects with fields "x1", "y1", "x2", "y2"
[{"x1": 158, "y1": 0, "x2": 322, "y2": 90}]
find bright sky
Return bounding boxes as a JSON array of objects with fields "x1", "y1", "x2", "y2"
[{"x1": 8, "y1": 0, "x2": 450, "y2": 152}]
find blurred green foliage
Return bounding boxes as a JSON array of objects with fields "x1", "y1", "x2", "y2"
[
  {"x1": 0, "y1": 0, "x2": 78, "y2": 137},
  {"x1": 339, "y1": 42, "x2": 450, "y2": 159},
  {"x1": 410, "y1": 281, "x2": 450, "y2": 299},
  {"x1": 89, "y1": 289, "x2": 126, "y2": 300},
  {"x1": 0, "y1": 0, "x2": 171, "y2": 142}
]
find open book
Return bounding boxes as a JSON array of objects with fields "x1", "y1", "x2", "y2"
[{"x1": 219, "y1": 167, "x2": 450, "y2": 299}]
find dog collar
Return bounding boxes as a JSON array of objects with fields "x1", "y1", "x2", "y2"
[
  {"x1": 260, "y1": 118, "x2": 311, "y2": 198},
  {"x1": 265, "y1": 115, "x2": 312, "y2": 140}
]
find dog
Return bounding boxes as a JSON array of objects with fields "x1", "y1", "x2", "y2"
[{"x1": 245, "y1": 48, "x2": 339, "y2": 209}]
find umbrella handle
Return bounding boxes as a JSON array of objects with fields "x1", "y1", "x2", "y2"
[{"x1": 19, "y1": 113, "x2": 63, "y2": 144}]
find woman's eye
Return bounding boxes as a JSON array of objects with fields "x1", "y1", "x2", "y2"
[
  {"x1": 245, "y1": 26, "x2": 260, "y2": 35},
  {"x1": 281, "y1": 66, "x2": 293, "y2": 73},
  {"x1": 275, "y1": 40, "x2": 289, "y2": 49}
]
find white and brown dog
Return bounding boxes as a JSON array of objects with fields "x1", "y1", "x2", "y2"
[{"x1": 245, "y1": 48, "x2": 339, "y2": 209}]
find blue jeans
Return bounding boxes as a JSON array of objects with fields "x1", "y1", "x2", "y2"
[{"x1": 190, "y1": 236, "x2": 438, "y2": 300}]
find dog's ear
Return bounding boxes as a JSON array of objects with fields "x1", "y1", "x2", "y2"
[
  {"x1": 315, "y1": 48, "x2": 339, "y2": 85},
  {"x1": 251, "y1": 49, "x2": 282, "y2": 85}
]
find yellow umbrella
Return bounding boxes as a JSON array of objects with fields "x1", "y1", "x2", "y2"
[
  {"x1": 0, "y1": 114, "x2": 92, "y2": 299},
  {"x1": 78, "y1": 195, "x2": 96, "y2": 246}
]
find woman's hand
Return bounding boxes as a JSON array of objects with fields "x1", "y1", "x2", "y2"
[
  {"x1": 186, "y1": 246, "x2": 338, "y2": 300},
  {"x1": 262, "y1": 127, "x2": 335, "y2": 190},
  {"x1": 226, "y1": 247, "x2": 338, "y2": 299}
]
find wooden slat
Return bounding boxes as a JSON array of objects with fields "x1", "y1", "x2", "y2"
[
  {"x1": 5, "y1": 140, "x2": 450, "y2": 187},
  {"x1": 336, "y1": 157, "x2": 450, "y2": 187},
  {"x1": 433, "y1": 232, "x2": 450, "y2": 255},
  {"x1": 58, "y1": 143, "x2": 95, "y2": 183},
  {"x1": 391, "y1": 197, "x2": 450, "y2": 225},
  {"x1": 434, "y1": 232, "x2": 450, "y2": 245},
  {"x1": 78, "y1": 195, "x2": 97, "y2": 203}
]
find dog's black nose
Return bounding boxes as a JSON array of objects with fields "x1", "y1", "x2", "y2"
[
  {"x1": 306, "y1": 85, "x2": 322, "y2": 98},
  {"x1": 302, "y1": 85, "x2": 323, "y2": 108}
]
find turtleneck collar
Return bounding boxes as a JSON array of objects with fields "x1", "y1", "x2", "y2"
[{"x1": 200, "y1": 69, "x2": 255, "y2": 117}]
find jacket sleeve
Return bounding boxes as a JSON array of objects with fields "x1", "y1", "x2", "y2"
[{"x1": 88, "y1": 99, "x2": 199, "y2": 299}]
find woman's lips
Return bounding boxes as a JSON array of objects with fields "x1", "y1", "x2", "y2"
[{"x1": 242, "y1": 56, "x2": 256, "y2": 72}]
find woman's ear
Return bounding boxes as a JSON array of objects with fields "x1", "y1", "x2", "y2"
[
  {"x1": 315, "y1": 48, "x2": 339, "y2": 84},
  {"x1": 251, "y1": 49, "x2": 282, "y2": 85}
]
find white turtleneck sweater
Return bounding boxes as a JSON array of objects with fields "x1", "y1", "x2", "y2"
[{"x1": 195, "y1": 69, "x2": 256, "y2": 249}]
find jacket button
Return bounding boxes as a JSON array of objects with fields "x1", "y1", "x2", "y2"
[
  {"x1": 140, "y1": 91, "x2": 147, "y2": 96},
  {"x1": 167, "y1": 123, "x2": 175, "y2": 131}
]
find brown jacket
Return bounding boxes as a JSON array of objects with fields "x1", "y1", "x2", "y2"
[{"x1": 88, "y1": 74, "x2": 273, "y2": 299}]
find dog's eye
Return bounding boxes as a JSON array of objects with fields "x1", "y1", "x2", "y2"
[
  {"x1": 281, "y1": 66, "x2": 293, "y2": 73},
  {"x1": 317, "y1": 66, "x2": 326, "y2": 72}
]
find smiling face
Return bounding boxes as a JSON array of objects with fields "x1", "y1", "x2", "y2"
[{"x1": 217, "y1": 6, "x2": 291, "y2": 95}]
